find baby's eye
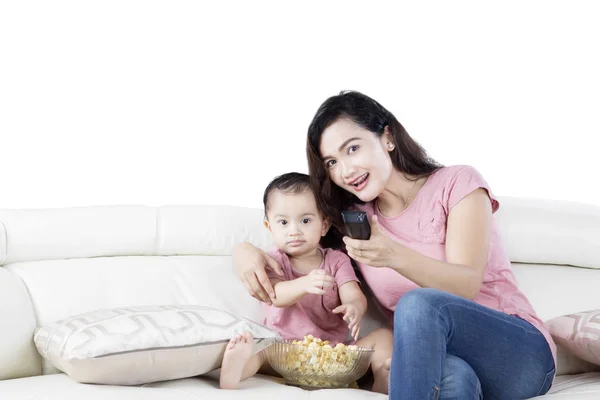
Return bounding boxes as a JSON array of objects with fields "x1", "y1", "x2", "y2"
[
  {"x1": 348, "y1": 145, "x2": 359, "y2": 154},
  {"x1": 278, "y1": 220, "x2": 287, "y2": 226},
  {"x1": 326, "y1": 159, "x2": 336, "y2": 168},
  {"x1": 302, "y1": 218, "x2": 311, "y2": 224}
]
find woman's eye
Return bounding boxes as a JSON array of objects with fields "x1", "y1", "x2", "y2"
[
  {"x1": 348, "y1": 145, "x2": 359, "y2": 154},
  {"x1": 326, "y1": 159, "x2": 336, "y2": 168},
  {"x1": 302, "y1": 218, "x2": 310, "y2": 224}
]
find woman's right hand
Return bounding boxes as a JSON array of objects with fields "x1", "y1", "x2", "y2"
[{"x1": 233, "y1": 242, "x2": 283, "y2": 305}]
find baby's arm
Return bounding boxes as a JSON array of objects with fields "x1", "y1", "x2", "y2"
[
  {"x1": 339, "y1": 281, "x2": 367, "y2": 316},
  {"x1": 332, "y1": 250, "x2": 367, "y2": 340},
  {"x1": 336, "y1": 282, "x2": 368, "y2": 339},
  {"x1": 270, "y1": 269, "x2": 335, "y2": 308},
  {"x1": 269, "y1": 278, "x2": 309, "y2": 308}
]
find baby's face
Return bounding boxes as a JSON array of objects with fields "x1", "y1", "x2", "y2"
[{"x1": 265, "y1": 190, "x2": 329, "y2": 257}]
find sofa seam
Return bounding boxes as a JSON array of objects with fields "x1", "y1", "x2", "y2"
[
  {"x1": 0, "y1": 220, "x2": 7, "y2": 266},
  {"x1": 153, "y1": 207, "x2": 163, "y2": 256}
]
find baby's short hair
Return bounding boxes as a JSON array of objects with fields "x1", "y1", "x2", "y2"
[{"x1": 263, "y1": 172, "x2": 312, "y2": 214}]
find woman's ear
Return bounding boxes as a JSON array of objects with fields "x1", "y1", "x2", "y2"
[
  {"x1": 321, "y1": 218, "x2": 331, "y2": 236},
  {"x1": 382, "y1": 126, "x2": 395, "y2": 151}
]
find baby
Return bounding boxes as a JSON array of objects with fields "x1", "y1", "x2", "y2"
[{"x1": 220, "y1": 172, "x2": 393, "y2": 393}]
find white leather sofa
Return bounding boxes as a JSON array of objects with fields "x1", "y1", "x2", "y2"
[{"x1": 1, "y1": 197, "x2": 600, "y2": 399}]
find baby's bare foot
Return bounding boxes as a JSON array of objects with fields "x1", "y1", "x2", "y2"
[{"x1": 219, "y1": 332, "x2": 254, "y2": 390}]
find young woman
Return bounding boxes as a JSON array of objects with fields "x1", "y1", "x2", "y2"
[{"x1": 234, "y1": 91, "x2": 555, "y2": 399}]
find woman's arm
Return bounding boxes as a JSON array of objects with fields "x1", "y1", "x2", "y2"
[
  {"x1": 393, "y1": 189, "x2": 491, "y2": 299},
  {"x1": 233, "y1": 242, "x2": 283, "y2": 304},
  {"x1": 345, "y1": 189, "x2": 492, "y2": 300}
]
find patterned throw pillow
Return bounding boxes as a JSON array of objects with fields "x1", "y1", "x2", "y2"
[
  {"x1": 34, "y1": 305, "x2": 280, "y2": 385},
  {"x1": 547, "y1": 309, "x2": 600, "y2": 367}
]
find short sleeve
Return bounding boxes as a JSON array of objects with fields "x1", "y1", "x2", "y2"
[
  {"x1": 444, "y1": 165, "x2": 499, "y2": 213},
  {"x1": 327, "y1": 250, "x2": 359, "y2": 288},
  {"x1": 266, "y1": 248, "x2": 287, "y2": 281}
]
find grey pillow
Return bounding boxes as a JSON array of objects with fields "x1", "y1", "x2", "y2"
[{"x1": 34, "y1": 305, "x2": 280, "y2": 385}]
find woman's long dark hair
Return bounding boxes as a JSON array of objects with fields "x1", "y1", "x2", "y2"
[{"x1": 306, "y1": 90, "x2": 442, "y2": 249}]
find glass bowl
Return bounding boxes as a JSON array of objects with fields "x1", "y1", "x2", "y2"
[{"x1": 265, "y1": 338, "x2": 374, "y2": 389}]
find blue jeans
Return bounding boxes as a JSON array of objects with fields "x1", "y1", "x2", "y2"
[{"x1": 390, "y1": 288, "x2": 555, "y2": 400}]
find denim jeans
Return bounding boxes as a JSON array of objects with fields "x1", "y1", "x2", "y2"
[{"x1": 389, "y1": 288, "x2": 555, "y2": 400}]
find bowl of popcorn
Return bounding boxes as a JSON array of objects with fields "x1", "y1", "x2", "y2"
[{"x1": 265, "y1": 334, "x2": 374, "y2": 389}]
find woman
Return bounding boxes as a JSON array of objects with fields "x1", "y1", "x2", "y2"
[{"x1": 234, "y1": 91, "x2": 556, "y2": 399}]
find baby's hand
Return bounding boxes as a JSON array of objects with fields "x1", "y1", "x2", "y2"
[
  {"x1": 333, "y1": 303, "x2": 363, "y2": 341},
  {"x1": 300, "y1": 269, "x2": 335, "y2": 295}
]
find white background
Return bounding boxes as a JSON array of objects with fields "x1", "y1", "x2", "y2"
[{"x1": 1, "y1": 1, "x2": 599, "y2": 210}]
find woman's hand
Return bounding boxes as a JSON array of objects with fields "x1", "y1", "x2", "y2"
[
  {"x1": 343, "y1": 215, "x2": 407, "y2": 269},
  {"x1": 233, "y1": 243, "x2": 284, "y2": 305}
]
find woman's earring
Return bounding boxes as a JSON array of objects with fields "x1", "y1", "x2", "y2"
[{"x1": 388, "y1": 142, "x2": 394, "y2": 150}]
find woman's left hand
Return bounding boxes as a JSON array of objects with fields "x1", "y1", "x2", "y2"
[{"x1": 344, "y1": 215, "x2": 407, "y2": 268}]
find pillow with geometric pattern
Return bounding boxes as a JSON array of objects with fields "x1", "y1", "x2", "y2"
[
  {"x1": 34, "y1": 305, "x2": 280, "y2": 385},
  {"x1": 547, "y1": 309, "x2": 600, "y2": 367}
]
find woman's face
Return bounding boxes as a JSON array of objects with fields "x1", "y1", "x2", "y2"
[{"x1": 319, "y1": 118, "x2": 394, "y2": 202}]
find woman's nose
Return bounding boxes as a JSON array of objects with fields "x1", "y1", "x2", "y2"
[{"x1": 341, "y1": 160, "x2": 356, "y2": 179}]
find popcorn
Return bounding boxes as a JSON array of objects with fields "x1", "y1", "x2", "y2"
[{"x1": 278, "y1": 335, "x2": 361, "y2": 388}]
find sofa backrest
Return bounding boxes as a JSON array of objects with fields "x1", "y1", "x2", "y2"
[
  {"x1": 1, "y1": 197, "x2": 599, "y2": 380},
  {"x1": 494, "y1": 197, "x2": 600, "y2": 322},
  {"x1": 0, "y1": 205, "x2": 273, "y2": 264},
  {"x1": 0, "y1": 205, "x2": 274, "y2": 379}
]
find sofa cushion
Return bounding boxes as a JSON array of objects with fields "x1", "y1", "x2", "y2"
[
  {"x1": 0, "y1": 206, "x2": 273, "y2": 266},
  {"x1": 2, "y1": 370, "x2": 600, "y2": 399},
  {"x1": 495, "y1": 197, "x2": 600, "y2": 269},
  {"x1": 511, "y1": 263, "x2": 600, "y2": 323},
  {"x1": 555, "y1": 343, "x2": 600, "y2": 376},
  {"x1": 157, "y1": 205, "x2": 273, "y2": 256},
  {"x1": 0, "y1": 206, "x2": 157, "y2": 265},
  {"x1": 33, "y1": 305, "x2": 280, "y2": 385},
  {"x1": 512, "y1": 263, "x2": 600, "y2": 375},
  {"x1": 0, "y1": 268, "x2": 41, "y2": 380},
  {"x1": 547, "y1": 309, "x2": 600, "y2": 368},
  {"x1": 7, "y1": 255, "x2": 265, "y2": 375}
]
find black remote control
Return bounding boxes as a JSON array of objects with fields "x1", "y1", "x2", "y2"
[{"x1": 341, "y1": 211, "x2": 371, "y2": 240}]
